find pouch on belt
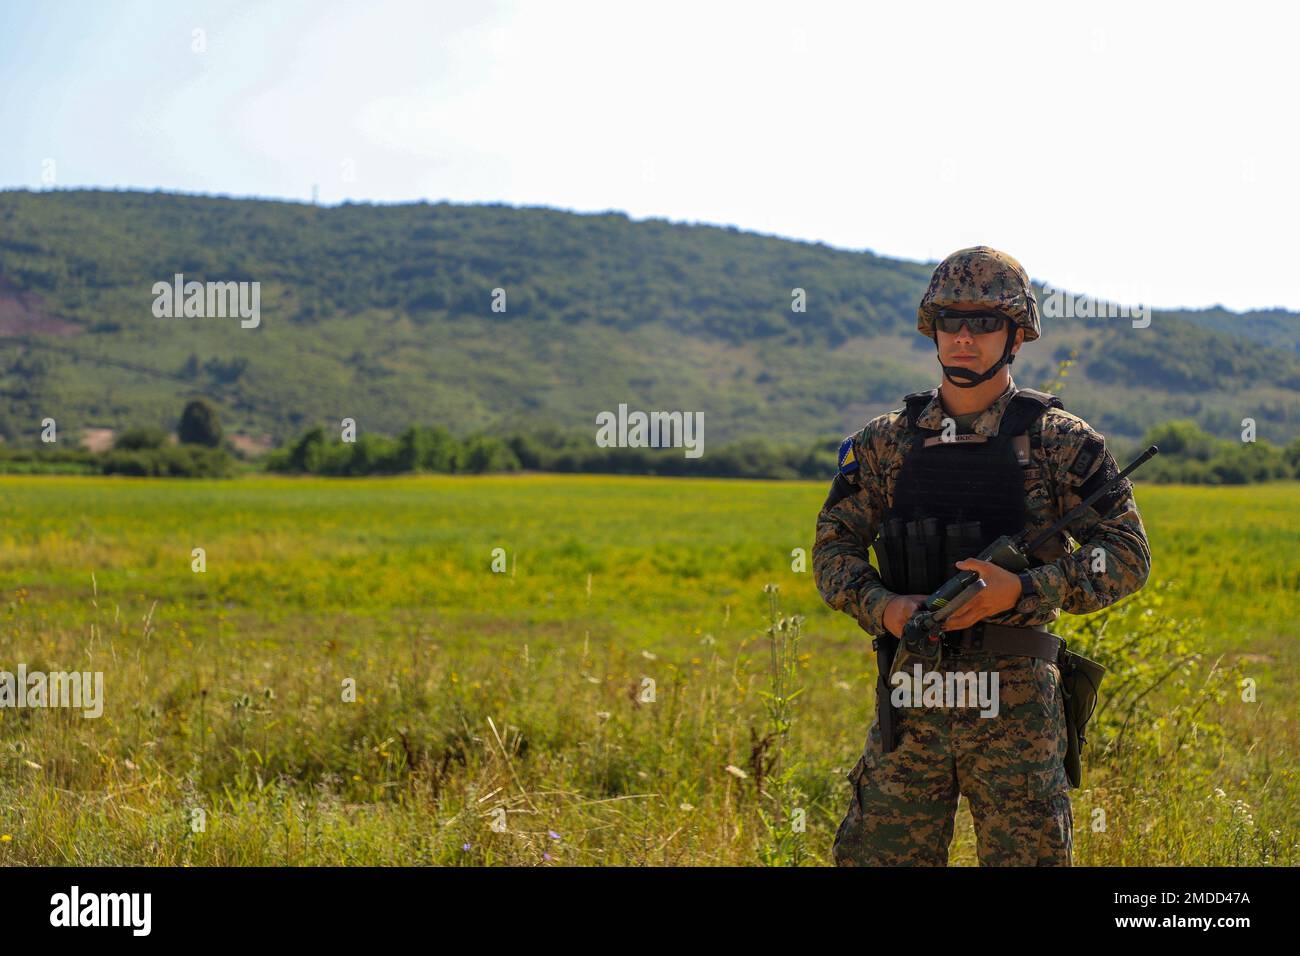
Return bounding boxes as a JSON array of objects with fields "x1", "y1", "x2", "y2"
[{"x1": 1057, "y1": 646, "x2": 1106, "y2": 789}]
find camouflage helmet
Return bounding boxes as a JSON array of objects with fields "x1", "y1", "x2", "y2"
[{"x1": 917, "y1": 246, "x2": 1040, "y2": 342}]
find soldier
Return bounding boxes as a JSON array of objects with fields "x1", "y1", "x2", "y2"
[{"x1": 814, "y1": 246, "x2": 1151, "y2": 866}]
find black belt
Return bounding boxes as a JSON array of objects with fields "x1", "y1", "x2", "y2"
[{"x1": 941, "y1": 622, "x2": 1063, "y2": 661}]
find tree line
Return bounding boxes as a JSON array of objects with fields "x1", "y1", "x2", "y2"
[
  {"x1": 264, "y1": 424, "x2": 840, "y2": 480},
  {"x1": 3, "y1": 398, "x2": 1298, "y2": 485}
]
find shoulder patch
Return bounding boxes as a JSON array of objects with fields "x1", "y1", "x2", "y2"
[
  {"x1": 1068, "y1": 435, "x2": 1104, "y2": 479},
  {"x1": 837, "y1": 436, "x2": 859, "y2": 475}
]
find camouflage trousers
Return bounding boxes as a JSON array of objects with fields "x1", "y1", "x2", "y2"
[{"x1": 832, "y1": 651, "x2": 1073, "y2": 866}]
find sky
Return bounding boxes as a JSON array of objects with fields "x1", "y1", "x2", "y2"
[{"x1": 1, "y1": 0, "x2": 1297, "y2": 312}]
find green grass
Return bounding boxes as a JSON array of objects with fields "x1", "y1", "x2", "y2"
[{"x1": 0, "y1": 475, "x2": 1294, "y2": 865}]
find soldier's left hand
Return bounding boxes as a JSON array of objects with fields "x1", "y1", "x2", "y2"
[{"x1": 941, "y1": 558, "x2": 1022, "y2": 630}]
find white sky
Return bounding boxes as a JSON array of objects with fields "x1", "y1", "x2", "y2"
[{"x1": 1, "y1": 0, "x2": 1297, "y2": 311}]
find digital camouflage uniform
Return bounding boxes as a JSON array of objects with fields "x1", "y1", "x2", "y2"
[{"x1": 815, "y1": 247, "x2": 1152, "y2": 867}]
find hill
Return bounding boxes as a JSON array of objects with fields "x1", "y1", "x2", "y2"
[{"x1": 1, "y1": 189, "x2": 1297, "y2": 449}]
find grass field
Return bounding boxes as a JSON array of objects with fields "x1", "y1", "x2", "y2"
[{"x1": 0, "y1": 474, "x2": 1295, "y2": 865}]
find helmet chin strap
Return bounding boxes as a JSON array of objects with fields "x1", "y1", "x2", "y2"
[{"x1": 934, "y1": 325, "x2": 1017, "y2": 389}]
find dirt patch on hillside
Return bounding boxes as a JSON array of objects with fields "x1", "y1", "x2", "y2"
[
  {"x1": 229, "y1": 433, "x2": 275, "y2": 457},
  {"x1": 0, "y1": 276, "x2": 82, "y2": 337},
  {"x1": 79, "y1": 428, "x2": 116, "y2": 452}
]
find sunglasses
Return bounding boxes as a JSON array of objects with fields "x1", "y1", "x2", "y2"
[{"x1": 934, "y1": 309, "x2": 1009, "y2": 335}]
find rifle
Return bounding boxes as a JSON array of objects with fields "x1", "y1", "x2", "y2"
[{"x1": 899, "y1": 444, "x2": 1159, "y2": 661}]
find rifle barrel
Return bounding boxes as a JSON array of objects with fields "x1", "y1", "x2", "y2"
[{"x1": 1024, "y1": 445, "x2": 1158, "y2": 555}]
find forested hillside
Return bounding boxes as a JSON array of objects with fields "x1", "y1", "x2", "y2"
[{"x1": 1, "y1": 189, "x2": 1297, "y2": 449}]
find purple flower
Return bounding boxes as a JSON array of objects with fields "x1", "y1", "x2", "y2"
[
  {"x1": 548, "y1": 830, "x2": 560, "y2": 841},
  {"x1": 462, "y1": 843, "x2": 471, "y2": 851},
  {"x1": 543, "y1": 852, "x2": 552, "y2": 862}
]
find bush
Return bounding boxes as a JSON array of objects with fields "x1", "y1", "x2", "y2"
[
  {"x1": 0, "y1": 445, "x2": 98, "y2": 475},
  {"x1": 1141, "y1": 420, "x2": 1220, "y2": 461},
  {"x1": 455, "y1": 435, "x2": 520, "y2": 474},
  {"x1": 178, "y1": 398, "x2": 224, "y2": 447},
  {"x1": 114, "y1": 426, "x2": 169, "y2": 451},
  {"x1": 277, "y1": 427, "x2": 327, "y2": 473},
  {"x1": 1139, "y1": 419, "x2": 1297, "y2": 483},
  {"x1": 1286, "y1": 437, "x2": 1300, "y2": 475},
  {"x1": 1207, "y1": 444, "x2": 1290, "y2": 484},
  {"x1": 396, "y1": 425, "x2": 457, "y2": 472},
  {"x1": 101, "y1": 444, "x2": 232, "y2": 477}
]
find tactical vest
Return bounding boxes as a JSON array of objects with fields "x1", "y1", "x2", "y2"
[{"x1": 873, "y1": 387, "x2": 1063, "y2": 596}]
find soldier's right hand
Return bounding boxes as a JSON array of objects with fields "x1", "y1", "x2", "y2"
[{"x1": 883, "y1": 594, "x2": 928, "y2": 639}]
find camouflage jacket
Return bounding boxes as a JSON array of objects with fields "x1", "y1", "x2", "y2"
[{"x1": 813, "y1": 378, "x2": 1152, "y2": 636}]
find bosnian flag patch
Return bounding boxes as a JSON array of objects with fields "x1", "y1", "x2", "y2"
[{"x1": 838, "y1": 436, "x2": 858, "y2": 475}]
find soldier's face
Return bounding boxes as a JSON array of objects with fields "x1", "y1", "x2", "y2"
[{"x1": 935, "y1": 319, "x2": 1023, "y2": 373}]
